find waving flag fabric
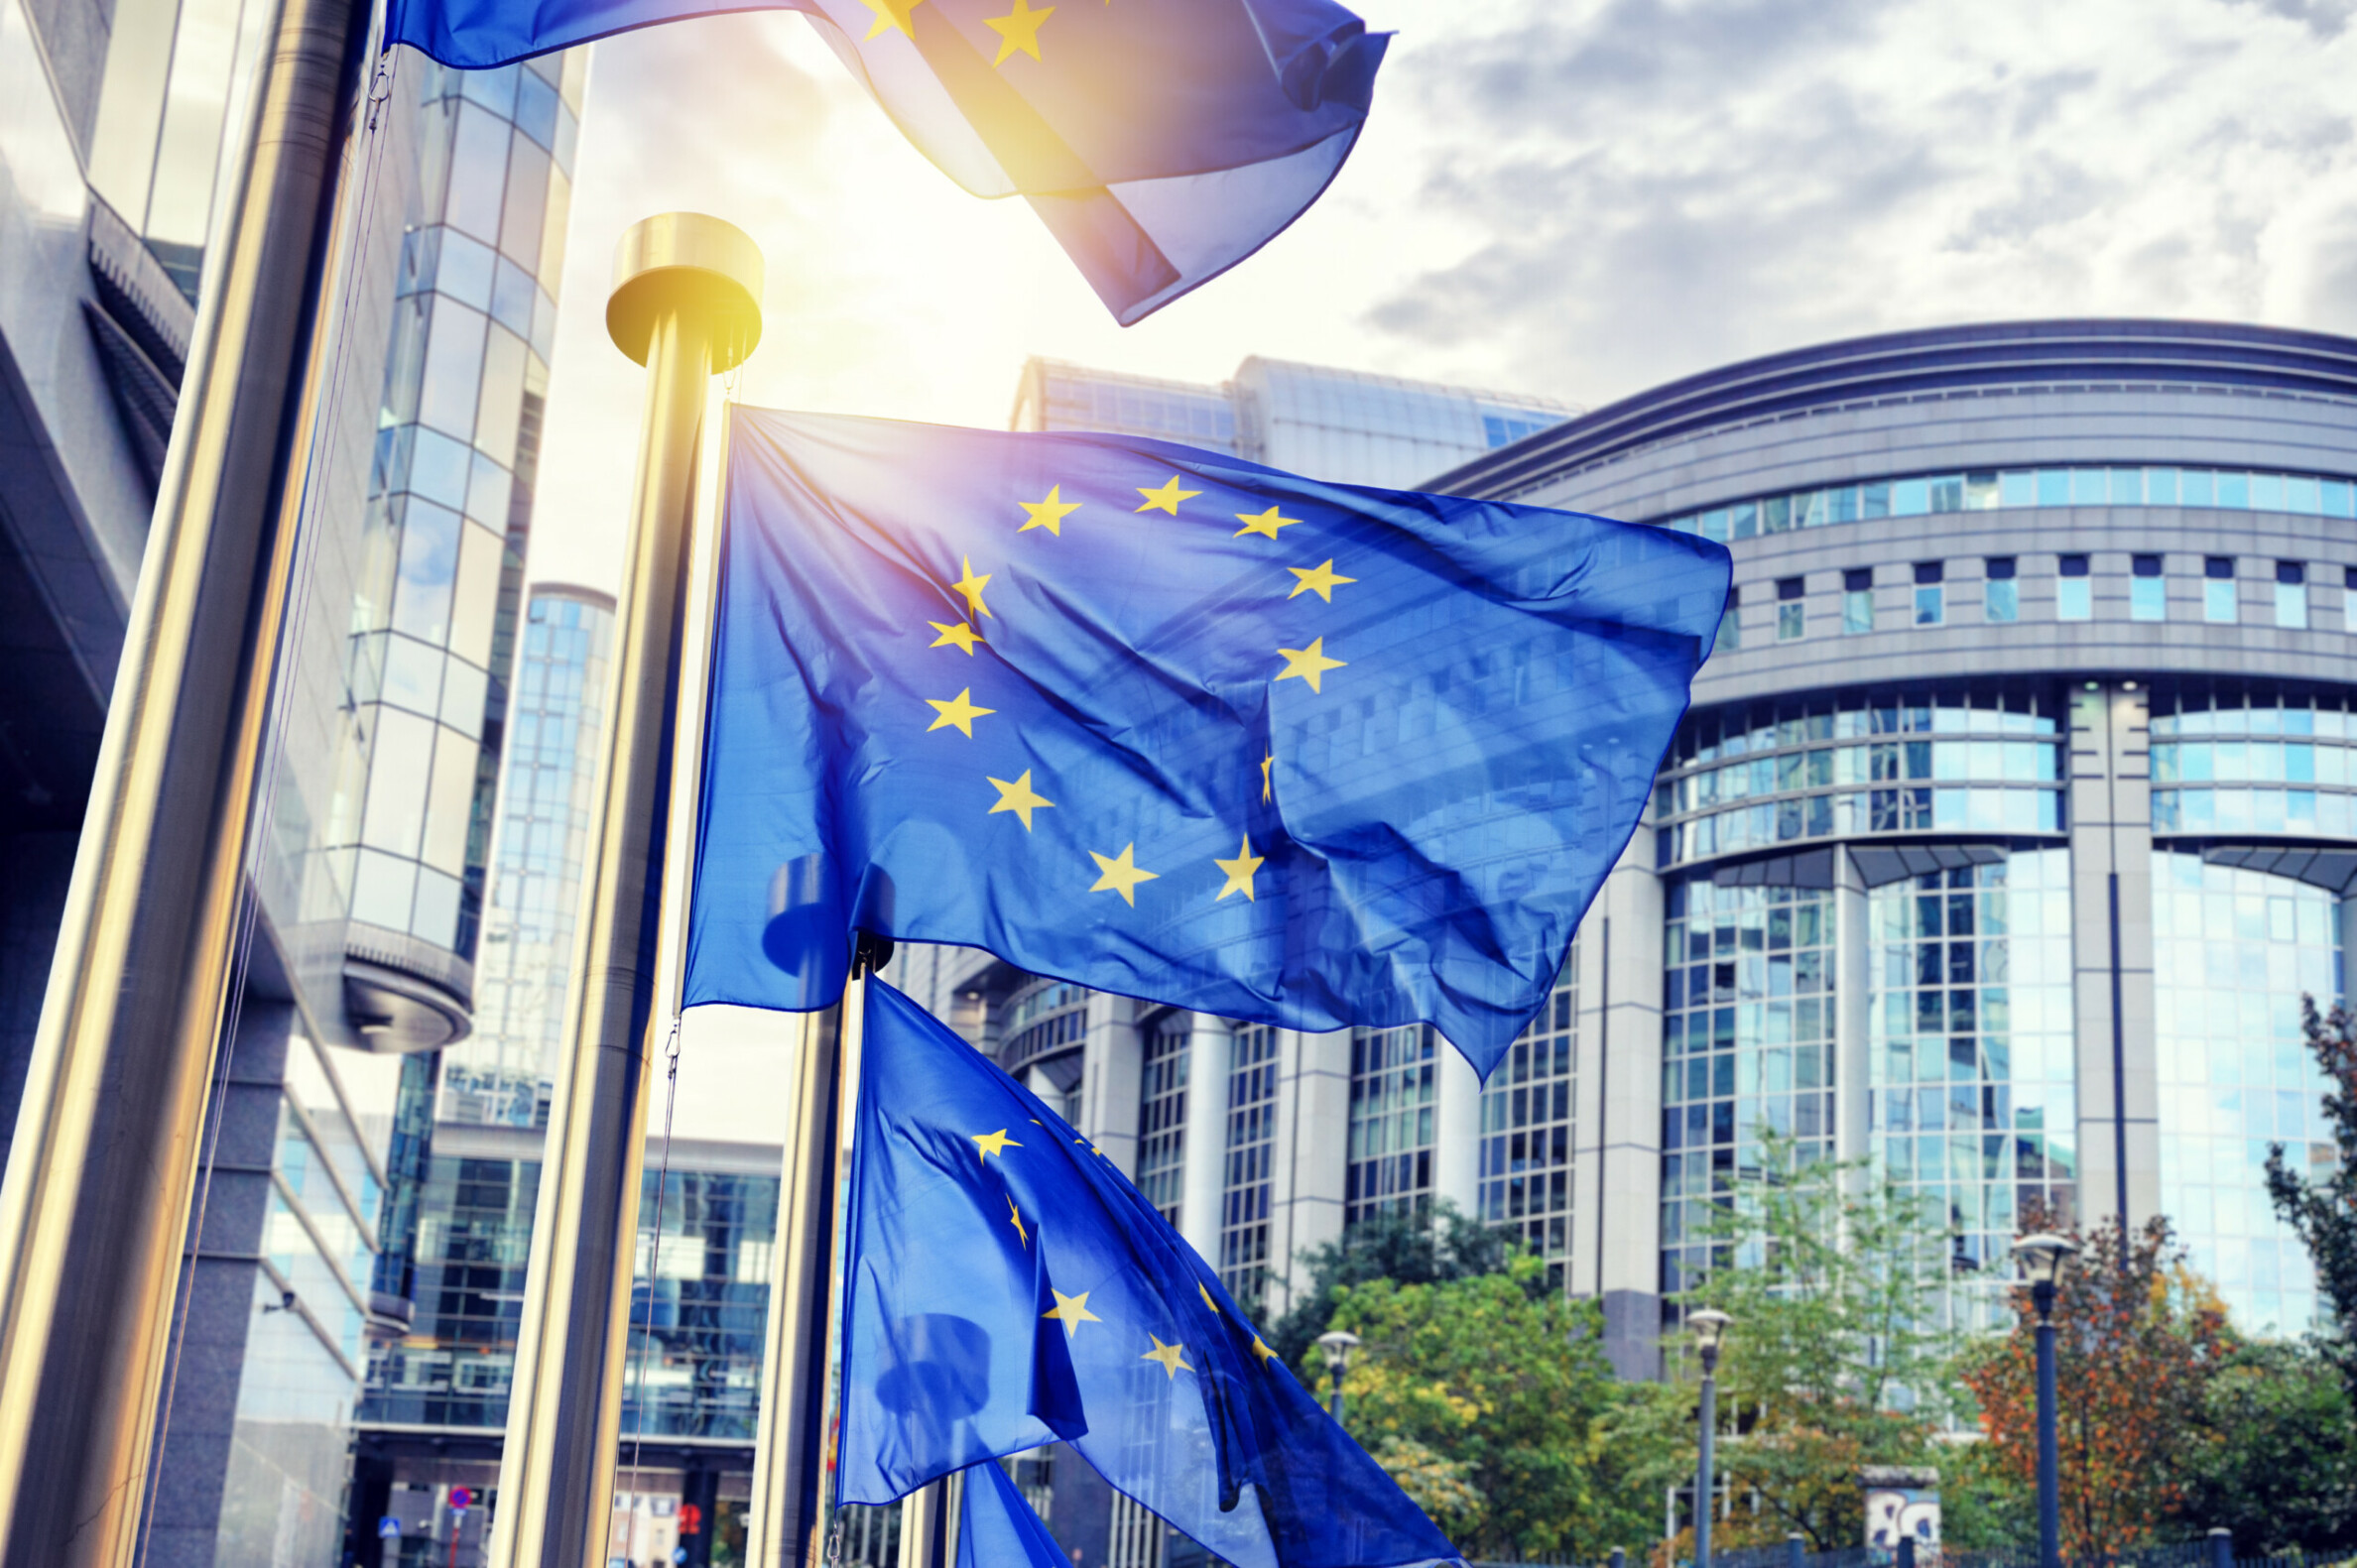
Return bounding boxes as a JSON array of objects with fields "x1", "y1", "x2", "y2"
[
  {"x1": 837, "y1": 979, "x2": 1462, "y2": 1568},
  {"x1": 682, "y1": 408, "x2": 1728, "y2": 1074},
  {"x1": 383, "y1": 0, "x2": 1387, "y2": 324},
  {"x1": 958, "y1": 1461, "x2": 1068, "y2": 1568}
]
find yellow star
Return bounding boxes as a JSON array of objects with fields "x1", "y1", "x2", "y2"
[
  {"x1": 952, "y1": 556, "x2": 993, "y2": 620},
  {"x1": 1213, "y1": 836, "x2": 1265, "y2": 902},
  {"x1": 1274, "y1": 638, "x2": 1346, "y2": 694},
  {"x1": 1197, "y1": 1282, "x2": 1220, "y2": 1314},
  {"x1": 1019, "y1": 483, "x2": 1081, "y2": 537},
  {"x1": 927, "y1": 688, "x2": 995, "y2": 737},
  {"x1": 1135, "y1": 474, "x2": 1202, "y2": 516},
  {"x1": 930, "y1": 620, "x2": 983, "y2": 655},
  {"x1": 1142, "y1": 1335, "x2": 1194, "y2": 1380},
  {"x1": 857, "y1": 0, "x2": 923, "y2": 38},
  {"x1": 1088, "y1": 843, "x2": 1159, "y2": 906},
  {"x1": 983, "y1": 0, "x2": 1053, "y2": 64},
  {"x1": 987, "y1": 770, "x2": 1054, "y2": 831},
  {"x1": 1044, "y1": 1288, "x2": 1100, "y2": 1335},
  {"x1": 972, "y1": 1129, "x2": 1022, "y2": 1159},
  {"x1": 1250, "y1": 1335, "x2": 1277, "y2": 1365},
  {"x1": 1260, "y1": 751, "x2": 1274, "y2": 803},
  {"x1": 1233, "y1": 505, "x2": 1299, "y2": 541},
  {"x1": 1286, "y1": 559, "x2": 1356, "y2": 603},
  {"x1": 1006, "y1": 1194, "x2": 1029, "y2": 1246}
]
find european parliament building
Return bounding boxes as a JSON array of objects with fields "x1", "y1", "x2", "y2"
[{"x1": 904, "y1": 320, "x2": 2356, "y2": 1398}]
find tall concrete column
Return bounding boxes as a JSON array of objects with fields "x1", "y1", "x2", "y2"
[
  {"x1": 1431, "y1": 1032, "x2": 1483, "y2": 1220},
  {"x1": 1081, "y1": 991, "x2": 1144, "y2": 1176},
  {"x1": 1178, "y1": 1014, "x2": 1231, "y2": 1267},
  {"x1": 1568, "y1": 831, "x2": 1667, "y2": 1381},
  {"x1": 2066, "y1": 680, "x2": 2160, "y2": 1236},
  {"x1": 1834, "y1": 853, "x2": 1874, "y2": 1179},
  {"x1": 1267, "y1": 1027, "x2": 1349, "y2": 1315}
]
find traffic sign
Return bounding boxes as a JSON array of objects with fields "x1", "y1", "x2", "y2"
[
  {"x1": 680, "y1": 1504, "x2": 702, "y2": 1536},
  {"x1": 378, "y1": 1518, "x2": 403, "y2": 1540},
  {"x1": 449, "y1": 1486, "x2": 474, "y2": 1511}
]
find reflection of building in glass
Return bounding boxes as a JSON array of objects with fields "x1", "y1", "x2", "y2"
[
  {"x1": 1010, "y1": 355, "x2": 1578, "y2": 490},
  {"x1": 443, "y1": 585, "x2": 615, "y2": 1128}
]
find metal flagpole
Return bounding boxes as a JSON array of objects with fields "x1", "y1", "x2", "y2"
[
  {"x1": 485, "y1": 212, "x2": 761, "y2": 1568},
  {"x1": 0, "y1": 0, "x2": 371, "y2": 1555}
]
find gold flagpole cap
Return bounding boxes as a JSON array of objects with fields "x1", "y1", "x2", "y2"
[{"x1": 607, "y1": 211, "x2": 764, "y2": 370}]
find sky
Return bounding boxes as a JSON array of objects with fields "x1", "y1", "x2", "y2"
[{"x1": 528, "y1": 0, "x2": 2357, "y2": 1127}]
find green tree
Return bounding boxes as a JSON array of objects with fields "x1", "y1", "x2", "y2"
[
  {"x1": 1268, "y1": 1199, "x2": 1519, "y2": 1366},
  {"x1": 2267, "y1": 998, "x2": 2357, "y2": 1399},
  {"x1": 1677, "y1": 1138, "x2": 1959, "y2": 1550},
  {"x1": 1315, "y1": 1254, "x2": 1675, "y2": 1560},
  {"x1": 2183, "y1": 1338, "x2": 2357, "y2": 1554}
]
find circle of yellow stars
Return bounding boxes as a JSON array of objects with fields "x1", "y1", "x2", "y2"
[{"x1": 916, "y1": 468, "x2": 1353, "y2": 914}]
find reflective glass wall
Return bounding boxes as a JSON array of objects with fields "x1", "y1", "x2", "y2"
[
  {"x1": 2152, "y1": 851, "x2": 2340, "y2": 1333},
  {"x1": 346, "y1": 51, "x2": 583, "y2": 966},
  {"x1": 1868, "y1": 850, "x2": 2077, "y2": 1327},
  {"x1": 1479, "y1": 954, "x2": 1576, "y2": 1282}
]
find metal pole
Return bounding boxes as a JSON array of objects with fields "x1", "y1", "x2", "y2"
[
  {"x1": 1695, "y1": 1353, "x2": 1717, "y2": 1568},
  {"x1": 2035, "y1": 1281, "x2": 2060, "y2": 1568},
  {"x1": 1328, "y1": 1363, "x2": 1345, "y2": 1426},
  {"x1": 486, "y1": 213, "x2": 761, "y2": 1568},
  {"x1": 746, "y1": 1000, "x2": 850, "y2": 1568},
  {"x1": 0, "y1": 0, "x2": 368, "y2": 1555},
  {"x1": 2207, "y1": 1527, "x2": 2232, "y2": 1568},
  {"x1": 1784, "y1": 1533, "x2": 1802, "y2": 1568}
]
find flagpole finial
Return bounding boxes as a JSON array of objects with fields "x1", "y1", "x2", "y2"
[{"x1": 607, "y1": 211, "x2": 764, "y2": 371}]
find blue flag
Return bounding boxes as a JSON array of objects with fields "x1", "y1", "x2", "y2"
[
  {"x1": 383, "y1": 0, "x2": 1386, "y2": 325},
  {"x1": 683, "y1": 408, "x2": 1728, "y2": 1074},
  {"x1": 838, "y1": 979, "x2": 1463, "y2": 1568},
  {"x1": 958, "y1": 1462, "x2": 1067, "y2": 1568}
]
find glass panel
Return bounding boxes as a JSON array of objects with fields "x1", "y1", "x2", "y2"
[
  {"x1": 409, "y1": 428, "x2": 472, "y2": 512},
  {"x1": 412, "y1": 868, "x2": 463, "y2": 947},
  {"x1": 473, "y1": 324, "x2": 528, "y2": 468},
  {"x1": 1985, "y1": 580, "x2": 2018, "y2": 623},
  {"x1": 2057, "y1": 579, "x2": 2091, "y2": 622},
  {"x1": 435, "y1": 227, "x2": 496, "y2": 310},
  {"x1": 443, "y1": 105, "x2": 511, "y2": 242},
  {"x1": 382, "y1": 636, "x2": 443, "y2": 716},
  {"x1": 392, "y1": 501, "x2": 462, "y2": 643},
  {"x1": 351, "y1": 848, "x2": 418, "y2": 930},
  {"x1": 500, "y1": 134, "x2": 552, "y2": 274},
  {"x1": 2131, "y1": 578, "x2": 2166, "y2": 622},
  {"x1": 422, "y1": 729, "x2": 479, "y2": 876},
  {"x1": 361, "y1": 708, "x2": 435, "y2": 856},
  {"x1": 450, "y1": 523, "x2": 503, "y2": 668},
  {"x1": 418, "y1": 299, "x2": 488, "y2": 440}
]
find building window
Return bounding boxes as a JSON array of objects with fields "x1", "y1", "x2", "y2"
[
  {"x1": 1985, "y1": 557, "x2": 2018, "y2": 623},
  {"x1": 2131, "y1": 554, "x2": 2166, "y2": 622},
  {"x1": 2276, "y1": 561, "x2": 2308, "y2": 629},
  {"x1": 1346, "y1": 1025, "x2": 1435, "y2": 1226},
  {"x1": 1480, "y1": 953, "x2": 1576, "y2": 1284},
  {"x1": 1717, "y1": 585, "x2": 1741, "y2": 653},
  {"x1": 1777, "y1": 577, "x2": 1805, "y2": 642},
  {"x1": 1843, "y1": 568, "x2": 1875, "y2": 635},
  {"x1": 1219, "y1": 1025, "x2": 1279, "y2": 1309},
  {"x1": 1660, "y1": 880, "x2": 1837, "y2": 1297},
  {"x1": 2056, "y1": 554, "x2": 2091, "y2": 622},
  {"x1": 2345, "y1": 567, "x2": 2357, "y2": 633},
  {"x1": 2204, "y1": 556, "x2": 2237, "y2": 623},
  {"x1": 1225, "y1": 1023, "x2": 1282, "y2": 1301},
  {"x1": 1136, "y1": 1018, "x2": 1189, "y2": 1226},
  {"x1": 1869, "y1": 851, "x2": 2077, "y2": 1326},
  {"x1": 1913, "y1": 561, "x2": 1944, "y2": 627}
]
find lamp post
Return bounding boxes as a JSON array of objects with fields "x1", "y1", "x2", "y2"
[
  {"x1": 1315, "y1": 1330, "x2": 1361, "y2": 1425},
  {"x1": 1688, "y1": 1310, "x2": 1732, "y2": 1568},
  {"x1": 2013, "y1": 1234, "x2": 2078, "y2": 1568}
]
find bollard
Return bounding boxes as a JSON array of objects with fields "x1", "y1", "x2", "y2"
[
  {"x1": 1786, "y1": 1533, "x2": 1804, "y2": 1568},
  {"x1": 1896, "y1": 1537, "x2": 1916, "y2": 1568},
  {"x1": 1612, "y1": 1550, "x2": 1626, "y2": 1568},
  {"x1": 2209, "y1": 1528, "x2": 2234, "y2": 1568}
]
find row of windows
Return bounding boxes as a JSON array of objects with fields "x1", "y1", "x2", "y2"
[
  {"x1": 1478, "y1": 957, "x2": 1575, "y2": 1272},
  {"x1": 1658, "y1": 786, "x2": 2065, "y2": 866},
  {"x1": 1731, "y1": 555, "x2": 2350, "y2": 645},
  {"x1": 1662, "y1": 464, "x2": 2357, "y2": 543},
  {"x1": 1657, "y1": 739, "x2": 2061, "y2": 816},
  {"x1": 1219, "y1": 1025, "x2": 1279, "y2": 1309},
  {"x1": 1136, "y1": 1021, "x2": 1189, "y2": 1225},
  {"x1": 1671, "y1": 689, "x2": 2062, "y2": 771},
  {"x1": 1345, "y1": 1025, "x2": 1436, "y2": 1227},
  {"x1": 2152, "y1": 787, "x2": 2357, "y2": 837}
]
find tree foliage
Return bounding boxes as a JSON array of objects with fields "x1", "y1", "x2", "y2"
[
  {"x1": 2184, "y1": 1338, "x2": 2357, "y2": 1555},
  {"x1": 2266, "y1": 998, "x2": 2357, "y2": 1399},
  {"x1": 1956, "y1": 1214, "x2": 2231, "y2": 1559},
  {"x1": 1314, "y1": 1254, "x2": 1674, "y2": 1561},
  {"x1": 1268, "y1": 1200, "x2": 1520, "y2": 1366},
  {"x1": 1676, "y1": 1139, "x2": 1957, "y2": 1551}
]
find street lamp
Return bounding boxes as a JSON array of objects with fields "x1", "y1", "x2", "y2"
[
  {"x1": 1687, "y1": 1310, "x2": 1733, "y2": 1568},
  {"x1": 2013, "y1": 1234, "x2": 2078, "y2": 1568},
  {"x1": 1315, "y1": 1330, "x2": 1361, "y2": 1425}
]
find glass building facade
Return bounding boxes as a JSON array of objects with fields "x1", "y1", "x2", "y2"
[{"x1": 1011, "y1": 355, "x2": 1577, "y2": 491}]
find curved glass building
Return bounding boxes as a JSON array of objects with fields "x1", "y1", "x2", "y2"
[{"x1": 1430, "y1": 318, "x2": 2356, "y2": 1359}]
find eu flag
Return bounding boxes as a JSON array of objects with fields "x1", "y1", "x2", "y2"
[
  {"x1": 683, "y1": 408, "x2": 1728, "y2": 1074},
  {"x1": 958, "y1": 1460, "x2": 1068, "y2": 1568},
  {"x1": 383, "y1": 0, "x2": 1386, "y2": 324},
  {"x1": 838, "y1": 979, "x2": 1463, "y2": 1568}
]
